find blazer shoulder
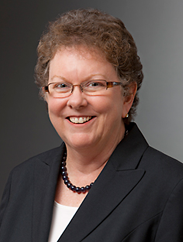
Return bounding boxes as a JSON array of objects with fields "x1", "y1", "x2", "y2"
[
  {"x1": 141, "y1": 146, "x2": 183, "y2": 181},
  {"x1": 146, "y1": 146, "x2": 183, "y2": 167},
  {"x1": 11, "y1": 144, "x2": 64, "y2": 176}
]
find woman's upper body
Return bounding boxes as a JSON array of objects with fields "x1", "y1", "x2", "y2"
[
  {"x1": 1, "y1": 8, "x2": 183, "y2": 242},
  {"x1": 34, "y1": 8, "x2": 141, "y2": 210},
  {"x1": 0, "y1": 123, "x2": 183, "y2": 242},
  {"x1": 46, "y1": 44, "x2": 136, "y2": 208}
]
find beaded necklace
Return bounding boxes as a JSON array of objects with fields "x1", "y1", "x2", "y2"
[
  {"x1": 61, "y1": 129, "x2": 128, "y2": 194},
  {"x1": 61, "y1": 152, "x2": 94, "y2": 194}
]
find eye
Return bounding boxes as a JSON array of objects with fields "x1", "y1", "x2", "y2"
[
  {"x1": 85, "y1": 80, "x2": 106, "y2": 88},
  {"x1": 51, "y1": 82, "x2": 71, "y2": 93},
  {"x1": 53, "y1": 82, "x2": 70, "y2": 89}
]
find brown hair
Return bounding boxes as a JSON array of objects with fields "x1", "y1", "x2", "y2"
[{"x1": 35, "y1": 8, "x2": 143, "y2": 123}]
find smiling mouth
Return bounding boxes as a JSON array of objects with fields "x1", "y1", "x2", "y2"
[{"x1": 68, "y1": 116, "x2": 93, "y2": 124}]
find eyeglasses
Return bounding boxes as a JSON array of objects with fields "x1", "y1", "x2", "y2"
[{"x1": 44, "y1": 80, "x2": 122, "y2": 98}]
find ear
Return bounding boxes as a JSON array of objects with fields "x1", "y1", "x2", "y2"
[{"x1": 122, "y1": 82, "x2": 137, "y2": 118}]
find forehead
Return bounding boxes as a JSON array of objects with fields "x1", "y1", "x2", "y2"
[{"x1": 49, "y1": 46, "x2": 118, "y2": 82}]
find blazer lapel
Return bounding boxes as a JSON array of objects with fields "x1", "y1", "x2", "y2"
[
  {"x1": 59, "y1": 164, "x2": 145, "y2": 242},
  {"x1": 59, "y1": 124, "x2": 148, "y2": 242},
  {"x1": 32, "y1": 144, "x2": 65, "y2": 242}
]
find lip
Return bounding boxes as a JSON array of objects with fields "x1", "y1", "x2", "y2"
[{"x1": 66, "y1": 116, "x2": 96, "y2": 125}]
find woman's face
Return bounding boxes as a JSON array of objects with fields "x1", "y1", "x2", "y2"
[{"x1": 45, "y1": 46, "x2": 135, "y2": 151}]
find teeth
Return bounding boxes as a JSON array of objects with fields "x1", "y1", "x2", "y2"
[{"x1": 69, "y1": 117, "x2": 92, "y2": 124}]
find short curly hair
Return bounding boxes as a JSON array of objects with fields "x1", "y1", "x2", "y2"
[{"x1": 35, "y1": 8, "x2": 143, "y2": 123}]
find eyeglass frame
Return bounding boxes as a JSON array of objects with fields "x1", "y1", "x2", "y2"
[{"x1": 44, "y1": 80, "x2": 123, "y2": 98}]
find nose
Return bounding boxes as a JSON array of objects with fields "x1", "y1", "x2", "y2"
[{"x1": 67, "y1": 85, "x2": 88, "y2": 109}]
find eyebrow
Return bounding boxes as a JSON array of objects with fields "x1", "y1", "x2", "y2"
[
  {"x1": 51, "y1": 75, "x2": 68, "y2": 81},
  {"x1": 51, "y1": 74, "x2": 107, "y2": 82}
]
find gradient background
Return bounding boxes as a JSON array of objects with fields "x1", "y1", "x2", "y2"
[{"x1": 1, "y1": 0, "x2": 183, "y2": 198}]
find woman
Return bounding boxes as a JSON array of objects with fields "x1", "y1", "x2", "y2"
[{"x1": 0, "y1": 9, "x2": 183, "y2": 242}]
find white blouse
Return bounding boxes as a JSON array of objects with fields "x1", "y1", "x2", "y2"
[{"x1": 48, "y1": 201, "x2": 78, "y2": 242}]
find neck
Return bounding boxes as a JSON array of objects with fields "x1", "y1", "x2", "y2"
[{"x1": 65, "y1": 148, "x2": 108, "y2": 175}]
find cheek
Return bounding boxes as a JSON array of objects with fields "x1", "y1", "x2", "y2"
[
  {"x1": 47, "y1": 98, "x2": 66, "y2": 117},
  {"x1": 91, "y1": 94, "x2": 123, "y2": 118}
]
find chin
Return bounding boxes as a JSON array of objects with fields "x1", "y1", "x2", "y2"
[{"x1": 63, "y1": 134, "x2": 97, "y2": 150}]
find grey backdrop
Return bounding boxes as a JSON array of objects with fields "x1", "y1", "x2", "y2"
[{"x1": 1, "y1": 0, "x2": 183, "y2": 198}]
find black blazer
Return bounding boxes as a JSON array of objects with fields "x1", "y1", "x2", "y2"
[{"x1": 1, "y1": 123, "x2": 183, "y2": 242}]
